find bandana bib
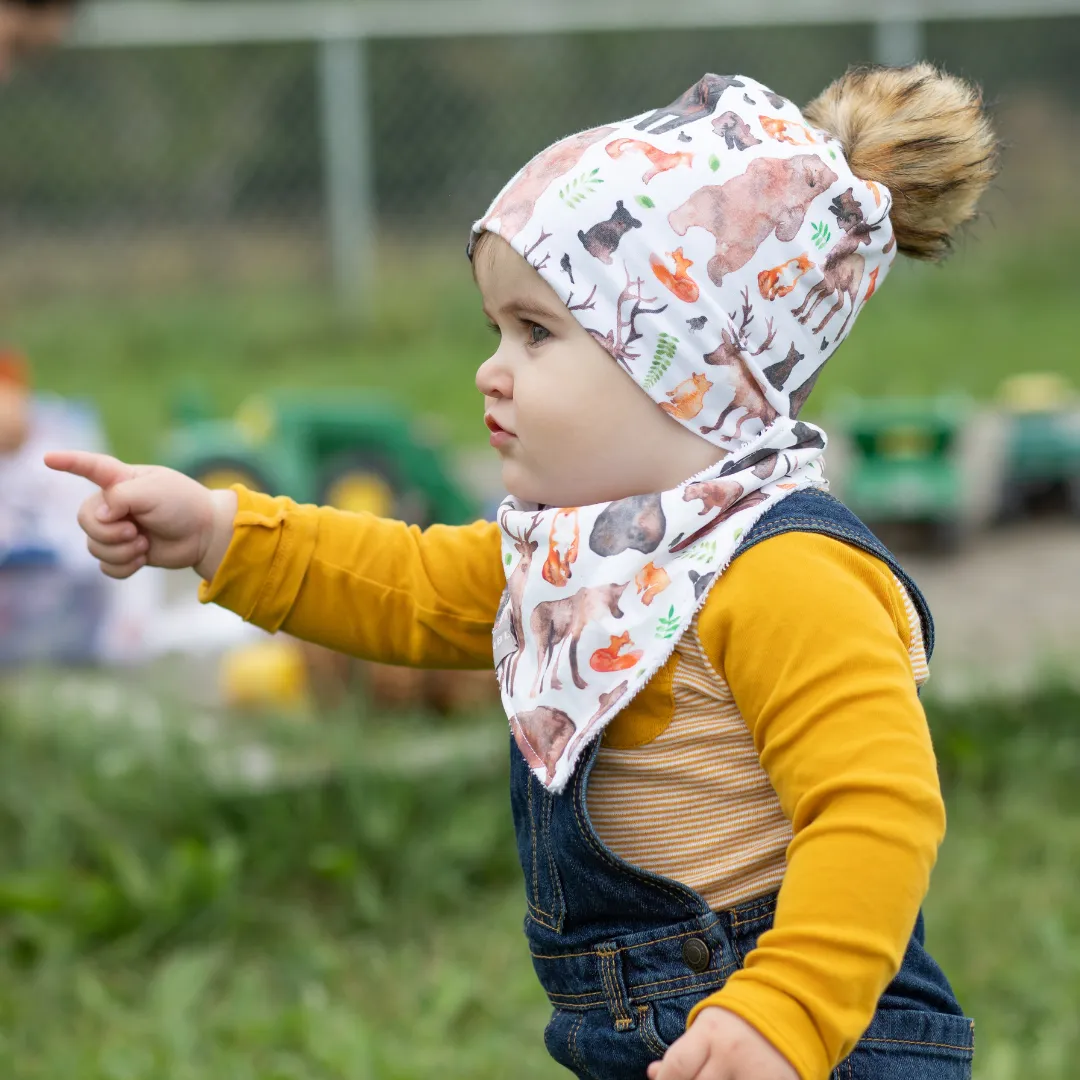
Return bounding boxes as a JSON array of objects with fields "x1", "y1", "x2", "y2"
[{"x1": 470, "y1": 74, "x2": 896, "y2": 793}]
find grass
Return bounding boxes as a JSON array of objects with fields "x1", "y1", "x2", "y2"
[
  {"x1": 3, "y1": 228, "x2": 1077, "y2": 466},
  {"x1": 0, "y1": 680, "x2": 1079, "y2": 1078}
]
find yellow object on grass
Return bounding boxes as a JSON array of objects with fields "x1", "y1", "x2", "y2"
[{"x1": 220, "y1": 638, "x2": 309, "y2": 710}]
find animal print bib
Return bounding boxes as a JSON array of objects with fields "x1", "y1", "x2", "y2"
[{"x1": 471, "y1": 74, "x2": 897, "y2": 793}]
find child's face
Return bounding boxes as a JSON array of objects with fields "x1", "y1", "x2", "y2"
[{"x1": 474, "y1": 235, "x2": 721, "y2": 507}]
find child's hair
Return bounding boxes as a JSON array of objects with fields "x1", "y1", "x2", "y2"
[{"x1": 803, "y1": 62, "x2": 999, "y2": 261}]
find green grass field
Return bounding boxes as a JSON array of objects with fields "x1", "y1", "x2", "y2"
[
  {"x1": 1, "y1": 684, "x2": 1078, "y2": 1079},
  {"x1": 5, "y1": 229, "x2": 1076, "y2": 465}
]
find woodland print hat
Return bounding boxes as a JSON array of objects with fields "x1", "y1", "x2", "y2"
[{"x1": 469, "y1": 69, "x2": 996, "y2": 793}]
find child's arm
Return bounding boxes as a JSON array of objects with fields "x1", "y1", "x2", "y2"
[
  {"x1": 686, "y1": 532, "x2": 947, "y2": 1080},
  {"x1": 202, "y1": 486, "x2": 505, "y2": 668},
  {"x1": 45, "y1": 452, "x2": 505, "y2": 669}
]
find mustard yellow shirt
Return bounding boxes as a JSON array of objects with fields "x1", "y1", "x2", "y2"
[{"x1": 201, "y1": 488, "x2": 946, "y2": 1080}]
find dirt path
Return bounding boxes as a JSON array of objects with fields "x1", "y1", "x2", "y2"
[{"x1": 903, "y1": 522, "x2": 1080, "y2": 700}]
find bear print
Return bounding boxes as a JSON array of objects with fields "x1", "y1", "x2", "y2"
[
  {"x1": 712, "y1": 111, "x2": 762, "y2": 151},
  {"x1": 668, "y1": 155, "x2": 839, "y2": 286},
  {"x1": 578, "y1": 200, "x2": 643, "y2": 265},
  {"x1": 479, "y1": 125, "x2": 616, "y2": 243},
  {"x1": 589, "y1": 493, "x2": 666, "y2": 557}
]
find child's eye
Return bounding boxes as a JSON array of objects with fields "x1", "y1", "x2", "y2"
[
  {"x1": 527, "y1": 323, "x2": 551, "y2": 347},
  {"x1": 486, "y1": 320, "x2": 501, "y2": 337}
]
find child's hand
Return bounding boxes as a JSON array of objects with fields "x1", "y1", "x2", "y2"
[
  {"x1": 646, "y1": 1007, "x2": 799, "y2": 1080},
  {"x1": 44, "y1": 451, "x2": 237, "y2": 581}
]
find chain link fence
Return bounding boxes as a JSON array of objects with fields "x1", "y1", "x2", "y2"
[{"x1": 0, "y1": 9, "x2": 1077, "y2": 300}]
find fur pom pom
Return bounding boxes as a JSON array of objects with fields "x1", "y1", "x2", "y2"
[{"x1": 804, "y1": 63, "x2": 999, "y2": 260}]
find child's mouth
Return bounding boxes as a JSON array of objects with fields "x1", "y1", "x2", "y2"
[{"x1": 485, "y1": 414, "x2": 516, "y2": 448}]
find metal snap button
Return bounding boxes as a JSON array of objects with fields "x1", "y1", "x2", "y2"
[{"x1": 682, "y1": 937, "x2": 711, "y2": 973}]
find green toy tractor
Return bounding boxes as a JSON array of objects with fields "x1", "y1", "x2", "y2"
[
  {"x1": 831, "y1": 394, "x2": 973, "y2": 552},
  {"x1": 996, "y1": 373, "x2": 1080, "y2": 521},
  {"x1": 161, "y1": 390, "x2": 479, "y2": 526}
]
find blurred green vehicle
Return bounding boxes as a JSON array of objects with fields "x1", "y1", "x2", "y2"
[
  {"x1": 996, "y1": 374, "x2": 1080, "y2": 521},
  {"x1": 833, "y1": 394, "x2": 973, "y2": 552},
  {"x1": 161, "y1": 391, "x2": 478, "y2": 525}
]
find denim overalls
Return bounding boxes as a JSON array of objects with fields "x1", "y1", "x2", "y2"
[{"x1": 510, "y1": 489, "x2": 974, "y2": 1079}]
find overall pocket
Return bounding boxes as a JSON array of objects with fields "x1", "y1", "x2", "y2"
[{"x1": 835, "y1": 1008, "x2": 975, "y2": 1080}]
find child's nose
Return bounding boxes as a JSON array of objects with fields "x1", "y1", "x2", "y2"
[{"x1": 475, "y1": 353, "x2": 512, "y2": 399}]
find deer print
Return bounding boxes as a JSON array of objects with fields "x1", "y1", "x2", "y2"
[
  {"x1": 584, "y1": 266, "x2": 668, "y2": 372},
  {"x1": 759, "y1": 116, "x2": 820, "y2": 145},
  {"x1": 712, "y1": 111, "x2": 762, "y2": 151},
  {"x1": 634, "y1": 562, "x2": 671, "y2": 606},
  {"x1": 633, "y1": 75, "x2": 745, "y2": 135},
  {"x1": 699, "y1": 288, "x2": 779, "y2": 439},
  {"x1": 530, "y1": 583, "x2": 628, "y2": 696},
  {"x1": 590, "y1": 631, "x2": 644, "y2": 672},
  {"x1": 542, "y1": 508, "x2": 580, "y2": 588},
  {"x1": 793, "y1": 188, "x2": 881, "y2": 339},
  {"x1": 660, "y1": 372, "x2": 713, "y2": 421},
  {"x1": 758, "y1": 254, "x2": 815, "y2": 301},
  {"x1": 496, "y1": 510, "x2": 544, "y2": 696},
  {"x1": 606, "y1": 138, "x2": 694, "y2": 183},
  {"x1": 651, "y1": 247, "x2": 700, "y2": 303}
]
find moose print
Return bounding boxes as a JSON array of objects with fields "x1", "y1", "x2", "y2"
[
  {"x1": 530, "y1": 583, "x2": 629, "y2": 695},
  {"x1": 606, "y1": 138, "x2": 694, "y2": 183},
  {"x1": 712, "y1": 111, "x2": 762, "y2": 151},
  {"x1": 579, "y1": 201, "x2": 643, "y2": 265},
  {"x1": 589, "y1": 493, "x2": 667, "y2": 557},
  {"x1": 759, "y1": 254, "x2": 815, "y2": 301},
  {"x1": 480, "y1": 126, "x2": 616, "y2": 243},
  {"x1": 659, "y1": 372, "x2": 713, "y2": 421},
  {"x1": 793, "y1": 187, "x2": 881, "y2": 338},
  {"x1": 633, "y1": 75, "x2": 745, "y2": 135},
  {"x1": 668, "y1": 155, "x2": 839, "y2": 286}
]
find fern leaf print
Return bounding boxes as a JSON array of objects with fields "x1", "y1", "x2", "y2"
[
  {"x1": 656, "y1": 604, "x2": 681, "y2": 640},
  {"x1": 811, "y1": 221, "x2": 831, "y2": 250},
  {"x1": 558, "y1": 168, "x2": 605, "y2": 209},
  {"x1": 642, "y1": 332, "x2": 680, "y2": 391}
]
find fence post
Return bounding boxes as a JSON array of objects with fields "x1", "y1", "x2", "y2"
[
  {"x1": 318, "y1": 35, "x2": 374, "y2": 316},
  {"x1": 872, "y1": 17, "x2": 927, "y2": 66}
]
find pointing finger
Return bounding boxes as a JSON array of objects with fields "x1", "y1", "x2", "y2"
[{"x1": 44, "y1": 451, "x2": 136, "y2": 492}]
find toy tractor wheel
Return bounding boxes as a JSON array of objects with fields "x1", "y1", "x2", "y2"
[
  {"x1": 317, "y1": 452, "x2": 420, "y2": 521},
  {"x1": 190, "y1": 458, "x2": 270, "y2": 494}
]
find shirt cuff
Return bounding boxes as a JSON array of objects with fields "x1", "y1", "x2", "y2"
[
  {"x1": 198, "y1": 485, "x2": 318, "y2": 632},
  {"x1": 687, "y1": 977, "x2": 827, "y2": 1080}
]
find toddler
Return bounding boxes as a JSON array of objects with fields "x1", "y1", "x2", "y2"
[{"x1": 49, "y1": 63, "x2": 997, "y2": 1080}]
